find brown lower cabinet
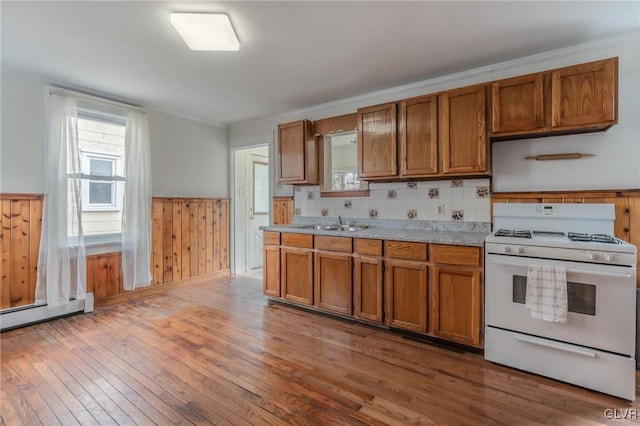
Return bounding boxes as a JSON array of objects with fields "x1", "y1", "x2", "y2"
[
  {"x1": 315, "y1": 252, "x2": 352, "y2": 314},
  {"x1": 429, "y1": 244, "x2": 483, "y2": 347},
  {"x1": 263, "y1": 245, "x2": 281, "y2": 297},
  {"x1": 385, "y1": 259, "x2": 428, "y2": 333},
  {"x1": 431, "y1": 267, "x2": 481, "y2": 346},
  {"x1": 281, "y1": 247, "x2": 314, "y2": 305},
  {"x1": 263, "y1": 231, "x2": 484, "y2": 348},
  {"x1": 353, "y1": 256, "x2": 384, "y2": 322}
]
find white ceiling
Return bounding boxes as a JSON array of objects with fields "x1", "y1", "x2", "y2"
[{"x1": 2, "y1": 1, "x2": 639, "y2": 127}]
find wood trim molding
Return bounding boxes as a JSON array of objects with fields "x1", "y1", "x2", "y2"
[
  {"x1": 320, "y1": 190, "x2": 370, "y2": 198},
  {"x1": 0, "y1": 193, "x2": 44, "y2": 200},
  {"x1": 492, "y1": 189, "x2": 640, "y2": 198},
  {"x1": 152, "y1": 196, "x2": 231, "y2": 201}
]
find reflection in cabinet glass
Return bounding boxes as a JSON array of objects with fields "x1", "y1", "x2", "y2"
[{"x1": 321, "y1": 130, "x2": 368, "y2": 194}]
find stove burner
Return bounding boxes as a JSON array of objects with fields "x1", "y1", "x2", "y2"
[
  {"x1": 567, "y1": 232, "x2": 619, "y2": 244},
  {"x1": 495, "y1": 229, "x2": 532, "y2": 238}
]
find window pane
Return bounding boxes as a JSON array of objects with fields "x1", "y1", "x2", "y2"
[
  {"x1": 512, "y1": 275, "x2": 596, "y2": 316},
  {"x1": 75, "y1": 114, "x2": 125, "y2": 236},
  {"x1": 253, "y1": 162, "x2": 269, "y2": 214},
  {"x1": 90, "y1": 158, "x2": 113, "y2": 176},
  {"x1": 89, "y1": 182, "x2": 113, "y2": 204}
]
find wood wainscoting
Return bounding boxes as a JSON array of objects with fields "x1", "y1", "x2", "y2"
[
  {"x1": 273, "y1": 196, "x2": 294, "y2": 225},
  {"x1": 151, "y1": 198, "x2": 230, "y2": 286},
  {"x1": 0, "y1": 195, "x2": 231, "y2": 309},
  {"x1": 492, "y1": 189, "x2": 640, "y2": 286},
  {"x1": 0, "y1": 194, "x2": 43, "y2": 309}
]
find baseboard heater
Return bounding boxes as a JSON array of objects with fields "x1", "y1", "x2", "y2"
[{"x1": 0, "y1": 292, "x2": 94, "y2": 332}]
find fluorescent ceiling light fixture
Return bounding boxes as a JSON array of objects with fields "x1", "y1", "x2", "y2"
[{"x1": 170, "y1": 13, "x2": 239, "y2": 51}]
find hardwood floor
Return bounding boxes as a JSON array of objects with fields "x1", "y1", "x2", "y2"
[{"x1": 1, "y1": 274, "x2": 639, "y2": 425}]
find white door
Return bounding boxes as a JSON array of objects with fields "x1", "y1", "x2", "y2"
[{"x1": 248, "y1": 154, "x2": 269, "y2": 269}]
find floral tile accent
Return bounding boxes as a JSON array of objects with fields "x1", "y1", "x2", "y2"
[
  {"x1": 476, "y1": 186, "x2": 490, "y2": 198},
  {"x1": 451, "y1": 179, "x2": 463, "y2": 188},
  {"x1": 307, "y1": 192, "x2": 314, "y2": 200},
  {"x1": 428, "y1": 188, "x2": 440, "y2": 199},
  {"x1": 407, "y1": 209, "x2": 417, "y2": 219},
  {"x1": 321, "y1": 208, "x2": 329, "y2": 217},
  {"x1": 344, "y1": 200, "x2": 352, "y2": 209},
  {"x1": 387, "y1": 190, "x2": 397, "y2": 199},
  {"x1": 294, "y1": 186, "x2": 301, "y2": 192},
  {"x1": 407, "y1": 182, "x2": 417, "y2": 189},
  {"x1": 451, "y1": 209, "x2": 464, "y2": 221},
  {"x1": 369, "y1": 209, "x2": 378, "y2": 219},
  {"x1": 294, "y1": 208, "x2": 301, "y2": 216}
]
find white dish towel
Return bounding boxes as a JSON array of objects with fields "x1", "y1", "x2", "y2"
[{"x1": 525, "y1": 265, "x2": 568, "y2": 323}]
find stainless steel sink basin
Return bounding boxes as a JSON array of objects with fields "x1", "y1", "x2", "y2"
[
  {"x1": 302, "y1": 224, "x2": 369, "y2": 232},
  {"x1": 303, "y1": 225, "x2": 339, "y2": 230}
]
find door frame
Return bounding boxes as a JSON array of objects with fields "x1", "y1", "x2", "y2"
[{"x1": 231, "y1": 143, "x2": 271, "y2": 275}]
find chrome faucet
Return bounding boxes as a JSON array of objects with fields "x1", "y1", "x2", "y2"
[{"x1": 338, "y1": 215, "x2": 344, "y2": 226}]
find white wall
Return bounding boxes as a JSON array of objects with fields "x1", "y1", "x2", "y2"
[
  {"x1": 148, "y1": 110, "x2": 228, "y2": 197},
  {"x1": 229, "y1": 32, "x2": 640, "y2": 194},
  {"x1": 1, "y1": 72, "x2": 46, "y2": 193},
  {"x1": 0, "y1": 71, "x2": 229, "y2": 197}
]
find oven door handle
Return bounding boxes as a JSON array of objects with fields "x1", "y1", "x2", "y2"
[
  {"x1": 565, "y1": 269, "x2": 633, "y2": 279},
  {"x1": 489, "y1": 259, "x2": 633, "y2": 279},
  {"x1": 513, "y1": 334, "x2": 597, "y2": 358}
]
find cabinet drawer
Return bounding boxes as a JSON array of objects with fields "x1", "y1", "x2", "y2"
[
  {"x1": 315, "y1": 236, "x2": 352, "y2": 253},
  {"x1": 385, "y1": 241, "x2": 427, "y2": 261},
  {"x1": 263, "y1": 231, "x2": 280, "y2": 246},
  {"x1": 281, "y1": 233, "x2": 313, "y2": 248},
  {"x1": 430, "y1": 244, "x2": 481, "y2": 267},
  {"x1": 354, "y1": 238, "x2": 382, "y2": 256}
]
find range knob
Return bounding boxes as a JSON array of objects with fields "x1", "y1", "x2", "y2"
[
  {"x1": 503, "y1": 246, "x2": 512, "y2": 253},
  {"x1": 603, "y1": 254, "x2": 615, "y2": 262},
  {"x1": 586, "y1": 252, "x2": 598, "y2": 261},
  {"x1": 516, "y1": 247, "x2": 525, "y2": 254}
]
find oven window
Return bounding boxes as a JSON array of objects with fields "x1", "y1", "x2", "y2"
[{"x1": 512, "y1": 275, "x2": 596, "y2": 316}]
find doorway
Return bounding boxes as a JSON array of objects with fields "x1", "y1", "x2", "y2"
[{"x1": 233, "y1": 144, "x2": 269, "y2": 276}]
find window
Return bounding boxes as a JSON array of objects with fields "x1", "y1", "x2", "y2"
[
  {"x1": 81, "y1": 153, "x2": 121, "y2": 210},
  {"x1": 70, "y1": 109, "x2": 126, "y2": 237}
]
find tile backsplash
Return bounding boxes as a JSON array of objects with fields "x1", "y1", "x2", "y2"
[{"x1": 294, "y1": 178, "x2": 491, "y2": 222}]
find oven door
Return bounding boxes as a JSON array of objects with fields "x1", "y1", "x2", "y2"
[{"x1": 485, "y1": 253, "x2": 636, "y2": 356}]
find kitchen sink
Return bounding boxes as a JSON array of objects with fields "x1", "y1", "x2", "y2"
[
  {"x1": 302, "y1": 224, "x2": 368, "y2": 232},
  {"x1": 303, "y1": 225, "x2": 339, "y2": 230}
]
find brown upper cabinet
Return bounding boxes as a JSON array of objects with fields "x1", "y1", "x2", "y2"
[
  {"x1": 490, "y1": 57, "x2": 618, "y2": 140},
  {"x1": 359, "y1": 85, "x2": 490, "y2": 180},
  {"x1": 439, "y1": 84, "x2": 489, "y2": 175},
  {"x1": 399, "y1": 94, "x2": 439, "y2": 177},
  {"x1": 357, "y1": 103, "x2": 398, "y2": 179},
  {"x1": 277, "y1": 119, "x2": 319, "y2": 184}
]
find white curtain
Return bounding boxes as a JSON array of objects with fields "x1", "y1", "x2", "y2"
[
  {"x1": 121, "y1": 110, "x2": 152, "y2": 290},
  {"x1": 35, "y1": 94, "x2": 86, "y2": 306}
]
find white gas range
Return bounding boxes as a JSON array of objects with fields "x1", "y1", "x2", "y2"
[{"x1": 484, "y1": 203, "x2": 637, "y2": 401}]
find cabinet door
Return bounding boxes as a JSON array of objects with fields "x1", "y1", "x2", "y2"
[
  {"x1": 281, "y1": 247, "x2": 313, "y2": 305},
  {"x1": 353, "y1": 256, "x2": 383, "y2": 322},
  {"x1": 263, "y1": 245, "x2": 280, "y2": 297},
  {"x1": 278, "y1": 120, "x2": 318, "y2": 184},
  {"x1": 439, "y1": 85, "x2": 488, "y2": 175},
  {"x1": 399, "y1": 95, "x2": 438, "y2": 176},
  {"x1": 385, "y1": 260, "x2": 428, "y2": 333},
  {"x1": 272, "y1": 198, "x2": 293, "y2": 225},
  {"x1": 491, "y1": 74, "x2": 544, "y2": 134},
  {"x1": 315, "y1": 252, "x2": 352, "y2": 315},
  {"x1": 430, "y1": 266, "x2": 481, "y2": 347},
  {"x1": 551, "y1": 58, "x2": 617, "y2": 128},
  {"x1": 357, "y1": 103, "x2": 397, "y2": 179}
]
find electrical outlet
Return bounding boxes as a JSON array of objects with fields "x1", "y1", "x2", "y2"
[{"x1": 436, "y1": 204, "x2": 445, "y2": 216}]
